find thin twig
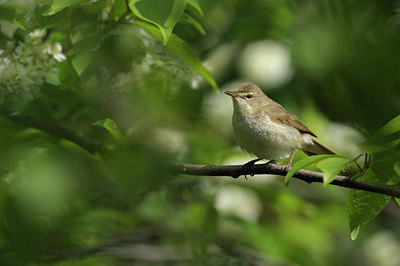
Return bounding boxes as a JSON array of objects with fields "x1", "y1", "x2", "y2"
[
  {"x1": 2, "y1": 109, "x2": 100, "y2": 153},
  {"x1": 166, "y1": 162, "x2": 400, "y2": 198}
]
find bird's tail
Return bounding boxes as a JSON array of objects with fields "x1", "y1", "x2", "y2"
[{"x1": 302, "y1": 136, "x2": 336, "y2": 156}]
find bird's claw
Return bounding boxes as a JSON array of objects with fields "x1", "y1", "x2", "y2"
[
  {"x1": 242, "y1": 158, "x2": 261, "y2": 179},
  {"x1": 241, "y1": 159, "x2": 277, "y2": 179}
]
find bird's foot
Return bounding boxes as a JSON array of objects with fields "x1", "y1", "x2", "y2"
[
  {"x1": 242, "y1": 159, "x2": 262, "y2": 179},
  {"x1": 241, "y1": 159, "x2": 277, "y2": 179}
]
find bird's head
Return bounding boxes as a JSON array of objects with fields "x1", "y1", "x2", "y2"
[{"x1": 223, "y1": 83, "x2": 267, "y2": 114}]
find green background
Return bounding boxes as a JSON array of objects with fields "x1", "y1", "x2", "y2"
[{"x1": 0, "y1": 0, "x2": 400, "y2": 265}]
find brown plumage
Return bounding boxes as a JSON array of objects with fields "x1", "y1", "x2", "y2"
[{"x1": 224, "y1": 83, "x2": 335, "y2": 162}]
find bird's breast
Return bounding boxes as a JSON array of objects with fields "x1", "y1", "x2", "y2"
[{"x1": 232, "y1": 110, "x2": 303, "y2": 160}]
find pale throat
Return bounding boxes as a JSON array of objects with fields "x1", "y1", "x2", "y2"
[{"x1": 232, "y1": 98, "x2": 254, "y2": 116}]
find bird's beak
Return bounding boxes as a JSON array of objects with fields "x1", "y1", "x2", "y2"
[{"x1": 223, "y1": 90, "x2": 239, "y2": 98}]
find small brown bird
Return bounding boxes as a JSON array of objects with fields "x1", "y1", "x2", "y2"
[{"x1": 224, "y1": 83, "x2": 335, "y2": 168}]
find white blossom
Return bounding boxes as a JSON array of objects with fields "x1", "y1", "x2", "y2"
[
  {"x1": 0, "y1": 29, "x2": 62, "y2": 102},
  {"x1": 44, "y1": 43, "x2": 66, "y2": 62},
  {"x1": 28, "y1": 29, "x2": 46, "y2": 39}
]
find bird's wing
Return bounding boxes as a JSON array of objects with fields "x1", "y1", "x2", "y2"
[
  {"x1": 262, "y1": 103, "x2": 317, "y2": 137},
  {"x1": 302, "y1": 135, "x2": 336, "y2": 155}
]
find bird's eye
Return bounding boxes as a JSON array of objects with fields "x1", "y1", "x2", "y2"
[{"x1": 246, "y1": 94, "x2": 253, "y2": 99}]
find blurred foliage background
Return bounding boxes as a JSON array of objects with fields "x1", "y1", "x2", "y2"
[{"x1": 0, "y1": 0, "x2": 400, "y2": 265}]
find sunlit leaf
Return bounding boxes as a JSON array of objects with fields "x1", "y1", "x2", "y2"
[
  {"x1": 285, "y1": 154, "x2": 337, "y2": 186},
  {"x1": 44, "y1": 0, "x2": 87, "y2": 16},
  {"x1": 128, "y1": 0, "x2": 186, "y2": 44},
  {"x1": 135, "y1": 20, "x2": 217, "y2": 89},
  {"x1": 92, "y1": 118, "x2": 124, "y2": 140},
  {"x1": 317, "y1": 155, "x2": 360, "y2": 186}
]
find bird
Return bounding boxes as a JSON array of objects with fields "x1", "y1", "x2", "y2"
[{"x1": 224, "y1": 82, "x2": 335, "y2": 171}]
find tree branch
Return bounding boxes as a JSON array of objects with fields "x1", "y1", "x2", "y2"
[
  {"x1": 167, "y1": 162, "x2": 400, "y2": 198},
  {"x1": 4, "y1": 109, "x2": 399, "y2": 198},
  {"x1": 2, "y1": 109, "x2": 101, "y2": 153}
]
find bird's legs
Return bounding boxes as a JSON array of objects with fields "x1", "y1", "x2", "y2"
[{"x1": 284, "y1": 150, "x2": 296, "y2": 173}]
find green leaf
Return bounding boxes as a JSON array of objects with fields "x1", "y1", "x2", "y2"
[
  {"x1": 43, "y1": 0, "x2": 87, "y2": 16},
  {"x1": 317, "y1": 154, "x2": 362, "y2": 185},
  {"x1": 186, "y1": 0, "x2": 204, "y2": 16},
  {"x1": 57, "y1": 60, "x2": 81, "y2": 91},
  {"x1": 180, "y1": 13, "x2": 205, "y2": 35},
  {"x1": 71, "y1": 52, "x2": 92, "y2": 76},
  {"x1": 135, "y1": 20, "x2": 217, "y2": 89},
  {"x1": 316, "y1": 156, "x2": 352, "y2": 186},
  {"x1": 358, "y1": 143, "x2": 387, "y2": 154},
  {"x1": 128, "y1": 0, "x2": 186, "y2": 44},
  {"x1": 109, "y1": 0, "x2": 128, "y2": 20},
  {"x1": 285, "y1": 154, "x2": 338, "y2": 186},
  {"x1": 359, "y1": 115, "x2": 400, "y2": 154},
  {"x1": 348, "y1": 169, "x2": 391, "y2": 241},
  {"x1": 0, "y1": 4, "x2": 27, "y2": 30},
  {"x1": 394, "y1": 161, "x2": 400, "y2": 178},
  {"x1": 92, "y1": 118, "x2": 124, "y2": 140},
  {"x1": 0, "y1": 4, "x2": 18, "y2": 21},
  {"x1": 371, "y1": 115, "x2": 400, "y2": 139},
  {"x1": 394, "y1": 162, "x2": 400, "y2": 206},
  {"x1": 45, "y1": 72, "x2": 61, "y2": 86}
]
